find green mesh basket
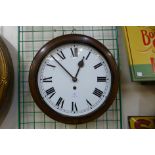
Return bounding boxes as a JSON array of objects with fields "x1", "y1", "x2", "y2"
[{"x1": 18, "y1": 26, "x2": 122, "y2": 129}]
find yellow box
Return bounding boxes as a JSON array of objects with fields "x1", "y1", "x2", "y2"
[
  {"x1": 128, "y1": 116, "x2": 155, "y2": 129},
  {"x1": 123, "y1": 26, "x2": 155, "y2": 81}
]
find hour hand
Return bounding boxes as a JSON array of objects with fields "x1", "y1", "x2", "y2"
[
  {"x1": 74, "y1": 57, "x2": 85, "y2": 79},
  {"x1": 51, "y1": 55, "x2": 77, "y2": 82}
]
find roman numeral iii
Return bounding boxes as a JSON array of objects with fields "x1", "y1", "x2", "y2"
[
  {"x1": 45, "y1": 87, "x2": 56, "y2": 98},
  {"x1": 93, "y1": 88, "x2": 103, "y2": 98},
  {"x1": 97, "y1": 77, "x2": 106, "y2": 82}
]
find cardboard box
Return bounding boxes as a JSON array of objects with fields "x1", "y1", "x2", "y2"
[
  {"x1": 123, "y1": 26, "x2": 155, "y2": 81},
  {"x1": 128, "y1": 116, "x2": 155, "y2": 129}
]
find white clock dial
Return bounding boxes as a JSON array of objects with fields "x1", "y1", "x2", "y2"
[{"x1": 37, "y1": 43, "x2": 112, "y2": 117}]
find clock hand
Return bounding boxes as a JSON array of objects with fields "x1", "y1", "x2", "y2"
[
  {"x1": 51, "y1": 55, "x2": 77, "y2": 82},
  {"x1": 74, "y1": 57, "x2": 85, "y2": 78}
]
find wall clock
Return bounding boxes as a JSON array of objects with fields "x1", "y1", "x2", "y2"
[
  {"x1": 29, "y1": 34, "x2": 119, "y2": 124},
  {"x1": 0, "y1": 37, "x2": 13, "y2": 121}
]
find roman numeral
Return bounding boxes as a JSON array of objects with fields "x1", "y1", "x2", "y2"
[
  {"x1": 97, "y1": 76, "x2": 106, "y2": 82},
  {"x1": 46, "y1": 63, "x2": 56, "y2": 68},
  {"x1": 70, "y1": 48, "x2": 78, "y2": 57},
  {"x1": 86, "y1": 99, "x2": 92, "y2": 108},
  {"x1": 43, "y1": 77, "x2": 52, "y2": 82},
  {"x1": 86, "y1": 51, "x2": 91, "y2": 60},
  {"x1": 56, "y1": 97, "x2": 64, "y2": 109},
  {"x1": 57, "y1": 51, "x2": 66, "y2": 60},
  {"x1": 72, "y1": 102, "x2": 78, "y2": 113},
  {"x1": 45, "y1": 87, "x2": 56, "y2": 98},
  {"x1": 93, "y1": 88, "x2": 103, "y2": 98},
  {"x1": 94, "y1": 63, "x2": 102, "y2": 69}
]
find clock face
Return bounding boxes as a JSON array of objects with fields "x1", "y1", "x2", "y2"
[
  {"x1": 29, "y1": 34, "x2": 118, "y2": 124},
  {"x1": 37, "y1": 43, "x2": 112, "y2": 117}
]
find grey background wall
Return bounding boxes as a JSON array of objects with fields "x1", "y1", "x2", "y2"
[{"x1": 0, "y1": 26, "x2": 155, "y2": 129}]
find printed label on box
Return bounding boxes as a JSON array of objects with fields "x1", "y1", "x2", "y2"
[{"x1": 123, "y1": 26, "x2": 155, "y2": 81}]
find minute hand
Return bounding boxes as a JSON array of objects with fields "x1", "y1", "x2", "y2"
[{"x1": 51, "y1": 55, "x2": 77, "y2": 82}]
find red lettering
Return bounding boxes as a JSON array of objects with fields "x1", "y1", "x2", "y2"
[
  {"x1": 141, "y1": 30, "x2": 150, "y2": 45},
  {"x1": 134, "y1": 119, "x2": 151, "y2": 129},
  {"x1": 153, "y1": 39, "x2": 155, "y2": 48},
  {"x1": 149, "y1": 32, "x2": 155, "y2": 38}
]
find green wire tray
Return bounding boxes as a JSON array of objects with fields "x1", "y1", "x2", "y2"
[{"x1": 18, "y1": 26, "x2": 122, "y2": 129}]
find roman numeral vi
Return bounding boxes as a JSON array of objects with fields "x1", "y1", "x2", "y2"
[{"x1": 72, "y1": 102, "x2": 78, "y2": 113}]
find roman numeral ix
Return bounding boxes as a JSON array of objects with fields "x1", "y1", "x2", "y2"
[{"x1": 45, "y1": 87, "x2": 56, "y2": 98}]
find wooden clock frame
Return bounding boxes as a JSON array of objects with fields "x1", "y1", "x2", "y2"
[{"x1": 29, "y1": 34, "x2": 119, "y2": 124}]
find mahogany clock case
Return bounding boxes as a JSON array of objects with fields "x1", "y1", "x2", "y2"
[
  {"x1": 29, "y1": 34, "x2": 119, "y2": 124},
  {"x1": 0, "y1": 36, "x2": 14, "y2": 124}
]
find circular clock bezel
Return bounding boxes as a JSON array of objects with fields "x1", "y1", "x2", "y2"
[
  {"x1": 0, "y1": 37, "x2": 14, "y2": 123},
  {"x1": 29, "y1": 34, "x2": 119, "y2": 124}
]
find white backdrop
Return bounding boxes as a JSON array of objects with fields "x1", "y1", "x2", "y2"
[{"x1": 0, "y1": 26, "x2": 155, "y2": 128}]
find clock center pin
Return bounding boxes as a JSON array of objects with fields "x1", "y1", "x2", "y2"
[{"x1": 73, "y1": 86, "x2": 77, "y2": 90}]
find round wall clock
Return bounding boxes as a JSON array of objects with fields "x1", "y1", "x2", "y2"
[
  {"x1": 0, "y1": 37, "x2": 13, "y2": 122},
  {"x1": 29, "y1": 34, "x2": 119, "y2": 124}
]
